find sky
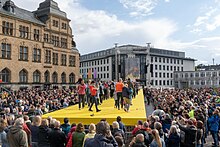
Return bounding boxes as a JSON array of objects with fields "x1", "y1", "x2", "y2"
[{"x1": 11, "y1": 0, "x2": 220, "y2": 65}]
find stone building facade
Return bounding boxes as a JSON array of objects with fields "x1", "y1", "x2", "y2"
[{"x1": 0, "y1": 0, "x2": 80, "y2": 90}]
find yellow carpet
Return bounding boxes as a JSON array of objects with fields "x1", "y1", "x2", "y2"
[{"x1": 42, "y1": 90, "x2": 146, "y2": 126}]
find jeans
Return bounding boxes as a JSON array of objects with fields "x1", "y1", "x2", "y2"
[
  {"x1": 211, "y1": 131, "x2": 219, "y2": 147},
  {"x1": 116, "y1": 92, "x2": 123, "y2": 109},
  {"x1": 78, "y1": 94, "x2": 85, "y2": 109},
  {"x1": 86, "y1": 94, "x2": 91, "y2": 106},
  {"x1": 89, "y1": 96, "x2": 99, "y2": 111}
]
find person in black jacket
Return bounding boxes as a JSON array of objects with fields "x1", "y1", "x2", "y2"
[
  {"x1": 48, "y1": 120, "x2": 66, "y2": 147},
  {"x1": 177, "y1": 118, "x2": 197, "y2": 147},
  {"x1": 166, "y1": 125, "x2": 180, "y2": 147},
  {"x1": 38, "y1": 119, "x2": 52, "y2": 147},
  {"x1": 84, "y1": 121, "x2": 118, "y2": 147}
]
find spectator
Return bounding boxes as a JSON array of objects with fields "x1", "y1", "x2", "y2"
[
  {"x1": 83, "y1": 123, "x2": 96, "y2": 146},
  {"x1": 132, "y1": 134, "x2": 147, "y2": 147},
  {"x1": 30, "y1": 115, "x2": 41, "y2": 147},
  {"x1": 208, "y1": 109, "x2": 220, "y2": 147},
  {"x1": 60, "y1": 118, "x2": 71, "y2": 137},
  {"x1": 116, "y1": 116, "x2": 126, "y2": 134},
  {"x1": 0, "y1": 119, "x2": 9, "y2": 147},
  {"x1": 7, "y1": 117, "x2": 28, "y2": 147},
  {"x1": 84, "y1": 121, "x2": 118, "y2": 147},
  {"x1": 150, "y1": 129, "x2": 166, "y2": 147},
  {"x1": 38, "y1": 119, "x2": 51, "y2": 147},
  {"x1": 112, "y1": 121, "x2": 125, "y2": 139},
  {"x1": 48, "y1": 120, "x2": 66, "y2": 147},
  {"x1": 166, "y1": 125, "x2": 180, "y2": 147},
  {"x1": 196, "y1": 121, "x2": 203, "y2": 147},
  {"x1": 154, "y1": 122, "x2": 164, "y2": 139},
  {"x1": 115, "y1": 136, "x2": 124, "y2": 147},
  {"x1": 72, "y1": 123, "x2": 85, "y2": 147}
]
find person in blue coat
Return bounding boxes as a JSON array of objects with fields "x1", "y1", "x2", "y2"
[{"x1": 208, "y1": 109, "x2": 220, "y2": 147}]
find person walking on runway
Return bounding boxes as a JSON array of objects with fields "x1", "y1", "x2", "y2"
[
  {"x1": 78, "y1": 79, "x2": 86, "y2": 110},
  {"x1": 115, "y1": 78, "x2": 124, "y2": 110},
  {"x1": 88, "y1": 81, "x2": 101, "y2": 112}
]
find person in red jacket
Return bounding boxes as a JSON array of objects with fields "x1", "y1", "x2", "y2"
[{"x1": 88, "y1": 81, "x2": 101, "y2": 112}]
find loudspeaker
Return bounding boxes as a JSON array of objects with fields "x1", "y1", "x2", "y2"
[{"x1": 118, "y1": 65, "x2": 121, "y2": 73}]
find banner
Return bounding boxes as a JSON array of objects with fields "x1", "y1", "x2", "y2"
[{"x1": 125, "y1": 58, "x2": 140, "y2": 81}]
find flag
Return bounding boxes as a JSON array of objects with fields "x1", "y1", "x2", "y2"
[
  {"x1": 88, "y1": 68, "x2": 92, "y2": 79},
  {"x1": 94, "y1": 68, "x2": 97, "y2": 79},
  {"x1": 83, "y1": 69, "x2": 87, "y2": 79}
]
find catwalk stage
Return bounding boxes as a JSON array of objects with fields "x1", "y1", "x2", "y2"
[{"x1": 42, "y1": 90, "x2": 147, "y2": 126}]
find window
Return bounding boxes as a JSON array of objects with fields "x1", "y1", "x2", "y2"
[
  {"x1": 69, "y1": 55, "x2": 76, "y2": 67},
  {"x1": 159, "y1": 73, "x2": 162, "y2": 78},
  {"x1": 19, "y1": 69, "x2": 28, "y2": 83},
  {"x1": 163, "y1": 73, "x2": 165, "y2": 78},
  {"x1": 34, "y1": 29, "x2": 40, "y2": 41},
  {"x1": 177, "y1": 67, "x2": 180, "y2": 71},
  {"x1": 163, "y1": 80, "x2": 166, "y2": 85},
  {"x1": 167, "y1": 58, "x2": 169, "y2": 63},
  {"x1": 61, "y1": 54, "x2": 67, "y2": 66},
  {"x1": 45, "y1": 50, "x2": 51, "y2": 64},
  {"x1": 1, "y1": 43, "x2": 11, "y2": 59},
  {"x1": 159, "y1": 57, "x2": 161, "y2": 62},
  {"x1": 33, "y1": 70, "x2": 41, "y2": 83},
  {"x1": 44, "y1": 71, "x2": 50, "y2": 83},
  {"x1": 155, "y1": 80, "x2": 158, "y2": 85},
  {"x1": 167, "y1": 66, "x2": 169, "y2": 71},
  {"x1": 44, "y1": 34, "x2": 49, "y2": 42},
  {"x1": 163, "y1": 65, "x2": 165, "y2": 70},
  {"x1": 159, "y1": 65, "x2": 161, "y2": 70},
  {"x1": 174, "y1": 59, "x2": 176, "y2": 64},
  {"x1": 177, "y1": 60, "x2": 180, "y2": 64},
  {"x1": 174, "y1": 66, "x2": 176, "y2": 71},
  {"x1": 155, "y1": 72, "x2": 158, "y2": 78},
  {"x1": 181, "y1": 60, "x2": 183, "y2": 65},
  {"x1": 33, "y1": 48, "x2": 41, "y2": 62},
  {"x1": 2, "y1": 21, "x2": 13, "y2": 36},
  {"x1": 53, "y1": 20, "x2": 59, "y2": 27},
  {"x1": 53, "y1": 53, "x2": 58, "y2": 65},
  {"x1": 104, "y1": 66, "x2": 106, "y2": 71},
  {"x1": 167, "y1": 80, "x2": 169, "y2": 86},
  {"x1": 163, "y1": 58, "x2": 165, "y2": 63},
  {"x1": 167, "y1": 73, "x2": 169, "y2": 78},
  {"x1": 62, "y1": 23, "x2": 67, "y2": 29},
  {"x1": 61, "y1": 72, "x2": 66, "y2": 83},
  {"x1": 159, "y1": 80, "x2": 162, "y2": 85},
  {"x1": 181, "y1": 67, "x2": 183, "y2": 71},
  {"x1": 155, "y1": 65, "x2": 158, "y2": 70},
  {"x1": 61, "y1": 38, "x2": 67, "y2": 48},
  {"x1": 52, "y1": 72, "x2": 58, "y2": 83},
  {"x1": 170, "y1": 59, "x2": 173, "y2": 64},
  {"x1": 69, "y1": 73, "x2": 75, "y2": 83},
  {"x1": 1, "y1": 68, "x2": 10, "y2": 83},
  {"x1": 19, "y1": 46, "x2": 28, "y2": 61},
  {"x1": 107, "y1": 66, "x2": 109, "y2": 71},
  {"x1": 19, "y1": 25, "x2": 29, "y2": 38},
  {"x1": 151, "y1": 57, "x2": 153, "y2": 62},
  {"x1": 155, "y1": 57, "x2": 157, "y2": 62},
  {"x1": 51, "y1": 35, "x2": 59, "y2": 47},
  {"x1": 170, "y1": 66, "x2": 173, "y2": 71}
]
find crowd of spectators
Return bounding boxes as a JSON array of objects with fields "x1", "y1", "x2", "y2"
[{"x1": 0, "y1": 85, "x2": 220, "y2": 147}]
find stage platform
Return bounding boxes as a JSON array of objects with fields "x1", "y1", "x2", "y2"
[{"x1": 42, "y1": 90, "x2": 147, "y2": 126}]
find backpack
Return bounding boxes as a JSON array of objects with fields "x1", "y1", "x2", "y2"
[{"x1": 135, "y1": 129, "x2": 151, "y2": 145}]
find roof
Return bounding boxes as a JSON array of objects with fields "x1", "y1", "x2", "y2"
[{"x1": 0, "y1": 0, "x2": 45, "y2": 26}]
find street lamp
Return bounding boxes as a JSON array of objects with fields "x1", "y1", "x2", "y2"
[
  {"x1": 146, "y1": 43, "x2": 151, "y2": 86},
  {"x1": 114, "y1": 43, "x2": 118, "y2": 81}
]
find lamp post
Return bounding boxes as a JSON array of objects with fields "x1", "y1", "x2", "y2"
[
  {"x1": 146, "y1": 43, "x2": 151, "y2": 87},
  {"x1": 114, "y1": 43, "x2": 118, "y2": 81}
]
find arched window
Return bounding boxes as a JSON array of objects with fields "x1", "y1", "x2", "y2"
[
  {"x1": 1, "y1": 68, "x2": 10, "y2": 83},
  {"x1": 33, "y1": 70, "x2": 41, "y2": 83},
  {"x1": 44, "y1": 70, "x2": 50, "y2": 83},
  {"x1": 61, "y1": 72, "x2": 66, "y2": 83},
  {"x1": 69, "y1": 73, "x2": 75, "y2": 83},
  {"x1": 19, "y1": 69, "x2": 28, "y2": 83},
  {"x1": 52, "y1": 72, "x2": 58, "y2": 83}
]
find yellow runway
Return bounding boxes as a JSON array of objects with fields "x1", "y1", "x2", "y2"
[{"x1": 42, "y1": 90, "x2": 147, "y2": 126}]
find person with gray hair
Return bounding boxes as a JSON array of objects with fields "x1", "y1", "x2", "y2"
[
  {"x1": 7, "y1": 117, "x2": 28, "y2": 147},
  {"x1": 112, "y1": 121, "x2": 125, "y2": 139},
  {"x1": 84, "y1": 121, "x2": 118, "y2": 147}
]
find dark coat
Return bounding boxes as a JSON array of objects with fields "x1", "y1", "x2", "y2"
[
  {"x1": 111, "y1": 128, "x2": 125, "y2": 139},
  {"x1": 48, "y1": 128, "x2": 66, "y2": 147},
  {"x1": 84, "y1": 134, "x2": 118, "y2": 147},
  {"x1": 38, "y1": 126, "x2": 52, "y2": 147},
  {"x1": 178, "y1": 124, "x2": 197, "y2": 147},
  {"x1": 30, "y1": 125, "x2": 39, "y2": 142},
  {"x1": 122, "y1": 87, "x2": 130, "y2": 98},
  {"x1": 166, "y1": 133, "x2": 180, "y2": 147},
  {"x1": 7, "y1": 126, "x2": 28, "y2": 147}
]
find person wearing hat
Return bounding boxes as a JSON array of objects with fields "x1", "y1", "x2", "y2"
[{"x1": 88, "y1": 81, "x2": 101, "y2": 112}]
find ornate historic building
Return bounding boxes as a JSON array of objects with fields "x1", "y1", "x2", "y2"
[{"x1": 0, "y1": 0, "x2": 80, "y2": 90}]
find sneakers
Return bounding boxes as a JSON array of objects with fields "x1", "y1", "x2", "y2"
[
  {"x1": 96, "y1": 109, "x2": 101, "y2": 112},
  {"x1": 89, "y1": 109, "x2": 93, "y2": 112}
]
